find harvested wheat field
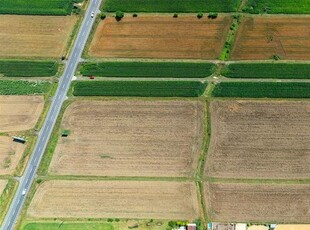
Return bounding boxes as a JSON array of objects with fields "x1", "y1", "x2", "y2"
[
  {"x1": 0, "y1": 136, "x2": 25, "y2": 175},
  {"x1": 205, "y1": 100, "x2": 310, "y2": 179},
  {"x1": 0, "y1": 96, "x2": 44, "y2": 132},
  {"x1": 50, "y1": 99, "x2": 204, "y2": 177},
  {"x1": 232, "y1": 17, "x2": 310, "y2": 60},
  {"x1": 28, "y1": 180, "x2": 199, "y2": 220},
  {"x1": 275, "y1": 225, "x2": 310, "y2": 230},
  {"x1": 0, "y1": 180, "x2": 7, "y2": 195},
  {"x1": 0, "y1": 15, "x2": 76, "y2": 58},
  {"x1": 89, "y1": 15, "x2": 232, "y2": 59},
  {"x1": 204, "y1": 182, "x2": 310, "y2": 223}
]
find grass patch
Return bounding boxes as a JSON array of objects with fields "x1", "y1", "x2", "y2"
[
  {"x1": 79, "y1": 62, "x2": 215, "y2": 78},
  {"x1": 212, "y1": 82, "x2": 310, "y2": 98},
  {"x1": 102, "y1": 0, "x2": 241, "y2": 12},
  {"x1": 0, "y1": 0, "x2": 81, "y2": 15},
  {"x1": 0, "y1": 179, "x2": 18, "y2": 225},
  {"x1": 0, "y1": 60, "x2": 58, "y2": 77},
  {"x1": 72, "y1": 80, "x2": 207, "y2": 97},
  {"x1": 243, "y1": 0, "x2": 310, "y2": 14},
  {"x1": 223, "y1": 63, "x2": 310, "y2": 79},
  {"x1": 22, "y1": 222, "x2": 114, "y2": 230},
  {"x1": 0, "y1": 80, "x2": 51, "y2": 95}
]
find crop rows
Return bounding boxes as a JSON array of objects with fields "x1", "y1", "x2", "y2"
[
  {"x1": 0, "y1": 0, "x2": 78, "y2": 15},
  {"x1": 102, "y1": 0, "x2": 241, "y2": 12},
  {"x1": 0, "y1": 80, "x2": 51, "y2": 95},
  {"x1": 0, "y1": 60, "x2": 58, "y2": 77},
  {"x1": 73, "y1": 80, "x2": 207, "y2": 97},
  {"x1": 212, "y1": 82, "x2": 310, "y2": 98},
  {"x1": 223, "y1": 63, "x2": 310, "y2": 79},
  {"x1": 80, "y1": 62, "x2": 215, "y2": 78}
]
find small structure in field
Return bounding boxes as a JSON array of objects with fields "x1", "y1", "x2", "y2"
[
  {"x1": 12, "y1": 136, "x2": 26, "y2": 144},
  {"x1": 187, "y1": 223, "x2": 197, "y2": 230},
  {"x1": 61, "y1": 130, "x2": 70, "y2": 137},
  {"x1": 235, "y1": 223, "x2": 247, "y2": 230}
]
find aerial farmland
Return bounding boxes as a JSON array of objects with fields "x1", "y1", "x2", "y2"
[{"x1": 0, "y1": 0, "x2": 310, "y2": 230}]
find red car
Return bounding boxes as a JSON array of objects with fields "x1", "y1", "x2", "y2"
[{"x1": 89, "y1": 76, "x2": 95, "y2": 79}]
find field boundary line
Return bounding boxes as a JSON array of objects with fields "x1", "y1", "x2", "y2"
[{"x1": 206, "y1": 177, "x2": 310, "y2": 185}]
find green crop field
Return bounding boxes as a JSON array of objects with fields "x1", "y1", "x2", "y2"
[
  {"x1": 80, "y1": 62, "x2": 215, "y2": 78},
  {"x1": 223, "y1": 63, "x2": 310, "y2": 79},
  {"x1": 73, "y1": 80, "x2": 207, "y2": 97},
  {"x1": 0, "y1": 0, "x2": 80, "y2": 15},
  {"x1": 23, "y1": 222, "x2": 113, "y2": 230},
  {"x1": 243, "y1": 0, "x2": 310, "y2": 14},
  {"x1": 212, "y1": 82, "x2": 310, "y2": 98},
  {"x1": 0, "y1": 80, "x2": 51, "y2": 95},
  {"x1": 0, "y1": 60, "x2": 58, "y2": 77},
  {"x1": 102, "y1": 0, "x2": 241, "y2": 12}
]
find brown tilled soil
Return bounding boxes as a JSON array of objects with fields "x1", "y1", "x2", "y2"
[
  {"x1": 231, "y1": 17, "x2": 310, "y2": 60},
  {"x1": 50, "y1": 99, "x2": 205, "y2": 177},
  {"x1": 0, "y1": 15, "x2": 77, "y2": 58},
  {"x1": 88, "y1": 15, "x2": 232, "y2": 59},
  {"x1": 27, "y1": 180, "x2": 200, "y2": 220},
  {"x1": 0, "y1": 180, "x2": 7, "y2": 195},
  {"x1": 204, "y1": 182, "x2": 310, "y2": 223},
  {"x1": 0, "y1": 136, "x2": 25, "y2": 175},
  {"x1": 0, "y1": 96, "x2": 44, "y2": 132},
  {"x1": 205, "y1": 100, "x2": 310, "y2": 179}
]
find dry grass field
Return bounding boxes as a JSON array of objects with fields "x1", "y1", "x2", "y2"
[
  {"x1": 88, "y1": 15, "x2": 232, "y2": 59},
  {"x1": 204, "y1": 182, "x2": 310, "y2": 223},
  {"x1": 275, "y1": 225, "x2": 310, "y2": 230},
  {"x1": 0, "y1": 136, "x2": 25, "y2": 175},
  {"x1": 27, "y1": 180, "x2": 199, "y2": 220},
  {"x1": 231, "y1": 17, "x2": 310, "y2": 60},
  {"x1": 0, "y1": 180, "x2": 7, "y2": 196},
  {"x1": 49, "y1": 99, "x2": 204, "y2": 177},
  {"x1": 0, "y1": 15, "x2": 77, "y2": 58},
  {"x1": 0, "y1": 96, "x2": 44, "y2": 133},
  {"x1": 205, "y1": 100, "x2": 310, "y2": 180}
]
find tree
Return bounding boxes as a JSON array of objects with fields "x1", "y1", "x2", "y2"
[
  {"x1": 197, "y1": 12, "x2": 203, "y2": 19},
  {"x1": 100, "y1": 13, "x2": 106, "y2": 20},
  {"x1": 115, "y1": 11, "x2": 124, "y2": 21},
  {"x1": 173, "y1": 13, "x2": 178, "y2": 18}
]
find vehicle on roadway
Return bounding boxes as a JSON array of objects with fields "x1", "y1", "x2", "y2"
[
  {"x1": 91, "y1": 11, "x2": 94, "y2": 17},
  {"x1": 22, "y1": 189, "x2": 27, "y2": 196}
]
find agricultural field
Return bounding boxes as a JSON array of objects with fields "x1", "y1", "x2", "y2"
[
  {"x1": 204, "y1": 182, "x2": 310, "y2": 223},
  {"x1": 0, "y1": 80, "x2": 51, "y2": 95},
  {"x1": 88, "y1": 15, "x2": 232, "y2": 59},
  {"x1": 222, "y1": 63, "x2": 310, "y2": 79},
  {"x1": 79, "y1": 61, "x2": 215, "y2": 78},
  {"x1": 243, "y1": 0, "x2": 310, "y2": 14},
  {"x1": 0, "y1": 60, "x2": 58, "y2": 77},
  {"x1": 0, "y1": 15, "x2": 77, "y2": 58},
  {"x1": 102, "y1": 0, "x2": 241, "y2": 12},
  {"x1": 212, "y1": 82, "x2": 310, "y2": 98},
  {"x1": 27, "y1": 180, "x2": 199, "y2": 220},
  {"x1": 49, "y1": 99, "x2": 204, "y2": 177},
  {"x1": 275, "y1": 225, "x2": 310, "y2": 230},
  {"x1": 0, "y1": 96, "x2": 44, "y2": 132},
  {"x1": 0, "y1": 0, "x2": 80, "y2": 15},
  {"x1": 72, "y1": 80, "x2": 207, "y2": 97},
  {"x1": 231, "y1": 17, "x2": 310, "y2": 60},
  {"x1": 0, "y1": 180, "x2": 7, "y2": 196},
  {"x1": 206, "y1": 100, "x2": 310, "y2": 179},
  {"x1": 0, "y1": 136, "x2": 26, "y2": 175}
]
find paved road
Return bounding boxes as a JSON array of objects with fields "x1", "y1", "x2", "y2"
[{"x1": 0, "y1": 1, "x2": 102, "y2": 229}]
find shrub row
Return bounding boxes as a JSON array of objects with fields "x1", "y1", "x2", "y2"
[
  {"x1": 73, "y1": 80, "x2": 207, "y2": 97},
  {"x1": 80, "y1": 62, "x2": 215, "y2": 78}
]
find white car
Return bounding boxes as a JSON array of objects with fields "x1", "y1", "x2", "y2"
[
  {"x1": 91, "y1": 12, "x2": 94, "y2": 18},
  {"x1": 22, "y1": 189, "x2": 27, "y2": 196}
]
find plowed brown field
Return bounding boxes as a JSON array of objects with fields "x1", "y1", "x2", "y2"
[
  {"x1": 0, "y1": 15, "x2": 77, "y2": 58},
  {"x1": 0, "y1": 136, "x2": 25, "y2": 175},
  {"x1": 205, "y1": 100, "x2": 310, "y2": 179},
  {"x1": 204, "y1": 182, "x2": 310, "y2": 223},
  {"x1": 28, "y1": 180, "x2": 199, "y2": 220},
  {"x1": 89, "y1": 15, "x2": 232, "y2": 59},
  {"x1": 0, "y1": 96, "x2": 44, "y2": 132},
  {"x1": 231, "y1": 17, "x2": 310, "y2": 60},
  {"x1": 0, "y1": 180, "x2": 7, "y2": 195},
  {"x1": 50, "y1": 99, "x2": 204, "y2": 177}
]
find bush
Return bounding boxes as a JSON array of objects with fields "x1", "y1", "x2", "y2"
[
  {"x1": 208, "y1": 12, "x2": 218, "y2": 19},
  {"x1": 107, "y1": 218, "x2": 113, "y2": 222},
  {"x1": 100, "y1": 12, "x2": 106, "y2": 19},
  {"x1": 173, "y1": 13, "x2": 178, "y2": 18},
  {"x1": 115, "y1": 10, "x2": 124, "y2": 20},
  {"x1": 197, "y1": 12, "x2": 203, "y2": 18},
  {"x1": 132, "y1": 13, "x2": 138, "y2": 17},
  {"x1": 272, "y1": 55, "x2": 281, "y2": 60}
]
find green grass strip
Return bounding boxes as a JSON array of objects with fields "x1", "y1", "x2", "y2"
[
  {"x1": 22, "y1": 222, "x2": 114, "y2": 230},
  {"x1": 80, "y1": 62, "x2": 215, "y2": 78},
  {"x1": 0, "y1": 80, "x2": 51, "y2": 95},
  {"x1": 243, "y1": 0, "x2": 310, "y2": 14},
  {"x1": 73, "y1": 80, "x2": 207, "y2": 97},
  {"x1": 223, "y1": 63, "x2": 310, "y2": 79},
  {"x1": 103, "y1": 0, "x2": 241, "y2": 12},
  {"x1": 0, "y1": 60, "x2": 58, "y2": 77},
  {"x1": 212, "y1": 82, "x2": 310, "y2": 98},
  {"x1": 0, "y1": 0, "x2": 78, "y2": 15}
]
